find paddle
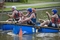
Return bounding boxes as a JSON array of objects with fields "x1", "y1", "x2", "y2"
[{"x1": 19, "y1": 28, "x2": 23, "y2": 40}]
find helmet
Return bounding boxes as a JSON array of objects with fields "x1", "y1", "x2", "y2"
[
  {"x1": 12, "y1": 6, "x2": 16, "y2": 9},
  {"x1": 27, "y1": 8, "x2": 32, "y2": 13},
  {"x1": 52, "y1": 9, "x2": 57, "y2": 14},
  {"x1": 32, "y1": 8, "x2": 36, "y2": 12}
]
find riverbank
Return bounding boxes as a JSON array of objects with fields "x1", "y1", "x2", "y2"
[
  {"x1": 0, "y1": 7, "x2": 60, "y2": 21},
  {"x1": 0, "y1": 2, "x2": 60, "y2": 12}
]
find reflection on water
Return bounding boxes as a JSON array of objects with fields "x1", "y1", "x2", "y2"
[
  {"x1": 0, "y1": 31, "x2": 60, "y2": 40},
  {"x1": 36, "y1": 33, "x2": 60, "y2": 40}
]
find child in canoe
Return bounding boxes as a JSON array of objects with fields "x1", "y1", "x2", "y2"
[
  {"x1": 6, "y1": 6, "x2": 24, "y2": 22},
  {"x1": 18, "y1": 8, "x2": 36, "y2": 25},
  {"x1": 40, "y1": 9, "x2": 60, "y2": 28}
]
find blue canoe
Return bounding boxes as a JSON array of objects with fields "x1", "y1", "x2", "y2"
[
  {"x1": 0, "y1": 23, "x2": 59, "y2": 34},
  {"x1": 38, "y1": 27, "x2": 59, "y2": 33},
  {"x1": 0, "y1": 24, "x2": 37, "y2": 34}
]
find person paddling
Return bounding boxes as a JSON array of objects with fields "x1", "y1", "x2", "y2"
[
  {"x1": 40, "y1": 9, "x2": 59, "y2": 28},
  {"x1": 6, "y1": 6, "x2": 24, "y2": 22},
  {"x1": 18, "y1": 8, "x2": 36, "y2": 25}
]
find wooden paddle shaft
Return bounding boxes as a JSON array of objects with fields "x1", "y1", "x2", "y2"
[{"x1": 0, "y1": 21, "x2": 17, "y2": 24}]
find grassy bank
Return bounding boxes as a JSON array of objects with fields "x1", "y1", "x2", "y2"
[
  {"x1": 5, "y1": 0, "x2": 60, "y2": 5},
  {"x1": 5, "y1": 2, "x2": 24, "y2": 6},
  {"x1": 0, "y1": 7, "x2": 60, "y2": 21},
  {"x1": 0, "y1": 3, "x2": 60, "y2": 12},
  {"x1": 28, "y1": 0, "x2": 60, "y2": 3}
]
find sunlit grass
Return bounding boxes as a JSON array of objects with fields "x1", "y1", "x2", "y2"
[{"x1": 0, "y1": 3, "x2": 59, "y2": 11}]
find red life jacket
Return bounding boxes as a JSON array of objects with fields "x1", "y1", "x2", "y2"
[
  {"x1": 51, "y1": 17, "x2": 60, "y2": 24},
  {"x1": 57, "y1": 15, "x2": 60, "y2": 24},
  {"x1": 51, "y1": 18, "x2": 56, "y2": 23},
  {"x1": 14, "y1": 12, "x2": 20, "y2": 19},
  {"x1": 57, "y1": 18, "x2": 60, "y2": 24}
]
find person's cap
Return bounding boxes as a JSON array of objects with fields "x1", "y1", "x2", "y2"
[
  {"x1": 27, "y1": 8, "x2": 32, "y2": 13},
  {"x1": 12, "y1": 6, "x2": 16, "y2": 9},
  {"x1": 52, "y1": 9, "x2": 58, "y2": 14}
]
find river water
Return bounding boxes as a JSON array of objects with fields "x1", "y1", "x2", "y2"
[
  {"x1": 0, "y1": 7, "x2": 60, "y2": 40},
  {"x1": 0, "y1": 31, "x2": 60, "y2": 40}
]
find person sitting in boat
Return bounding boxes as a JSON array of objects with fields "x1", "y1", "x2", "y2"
[
  {"x1": 18, "y1": 8, "x2": 36, "y2": 25},
  {"x1": 6, "y1": 6, "x2": 24, "y2": 21},
  {"x1": 40, "y1": 9, "x2": 59, "y2": 28}
]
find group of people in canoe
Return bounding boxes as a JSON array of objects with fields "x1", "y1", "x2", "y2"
[
  {"x1": 6, "y1": 6, "x2": 36, "y2": 25},
  {"x1": 6, "y1": 6, "x2": 60, "y2": 28}
]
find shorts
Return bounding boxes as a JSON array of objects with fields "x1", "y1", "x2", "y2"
[
  {"x1": 27, "y1": 21, "x2": 35, "y2": 25},
  {"x1": 15, "y1": 19, "x2": 19, "y2": 21},
  {"x1": 48, "y1": 22, "x2": 57, "y2": 28}
]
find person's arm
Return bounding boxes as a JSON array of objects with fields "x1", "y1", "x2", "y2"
[
  {"x1": 46, "y1": 11, "x2": 52, "y2": 19},
  {"x1": 18, "y1": 13, "x2": 34, "y2": 22},
  {"x1": 24, "y1": 13, "x2": 29, "y2": 17},
  {"x1": 52, "y1": 14, "x2": 57, "y2": 18},
  {"x1": 19, "y1": 12, "x2": 24, "y2": 17},
  {"x1": 7, "y1": 12, "x2": 14, "y2": 18}
]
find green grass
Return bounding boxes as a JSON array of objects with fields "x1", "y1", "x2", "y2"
[
  {"x1": 0, "y1": 3, "x2": 59, "y2": 12},
  {"x1": 0, "y1": 8, "x2": 60, "y2": 21},
  {"x1": 0, "y1": 2, "x2": 60, "y2": 21},
  {"x1": 0, "y1": 0, "x2": 60, "y2": 21},
  {"x1": 5, "y1": 0, "x2": 60, "y2": 6},
  {"x1": 5, "y1": 2, "x2": 24, "y2": 6},
  {"x1": 27, "y1": 0, "x2": 60, "y2": 3}
]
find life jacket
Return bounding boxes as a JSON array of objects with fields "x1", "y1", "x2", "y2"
[
  {"x1": 28, "y1": 13, "x2": 36, "y2": 24},
  {"x1": 51, "y1": 15, "x2": 60, "y2": 24},
  {"x1": 14, "y1": 12, "x2": 20, "y2": 19},
  {"x1": 57, "y1": 15, "x2": 60, "y2": 24},
  {"x1": 51, "y1": 18, "x2": 57, "y2": 23}
]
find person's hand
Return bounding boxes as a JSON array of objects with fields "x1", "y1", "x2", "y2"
[
  {"x1": 18, "y1": 20, "x2": 23, "y2": 23},
  {"x1": 7, "y1": 14, "x2": 11, "y2": 18},
  {"x1": 46, "y1": 11, "x2": 49, "y2": 14}
]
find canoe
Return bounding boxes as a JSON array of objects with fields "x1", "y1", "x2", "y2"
[
  {"x1": 0, "y1": 24, "x2": 37, "y2": 34},
  {"x1": 0, "y1": 24, "x2": 59, "y2": 34},
  {"x1": 0, "y1": 21, "x2": 59, "y2": 34},
  {"x1": 38, "y1": 27, "x2": 59, "y2": 33},
  {"x1": 13, "y1": 25, "x2": 36, "y2": 34}
]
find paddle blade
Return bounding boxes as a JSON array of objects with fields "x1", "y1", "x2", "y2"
[{"x1": 19, "y1": 28, "x2": 23, "y2": 37}]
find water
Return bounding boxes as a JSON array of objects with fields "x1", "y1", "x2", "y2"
[
  {"x1": 0, "y1": 31, "x2": 60, "y2": 40},
  {"x1": 0, "y1": 7, "x2": 60, "y2": 40}
]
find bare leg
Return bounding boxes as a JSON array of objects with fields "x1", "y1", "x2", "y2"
[
  {"x1": 6, "y1": 18, "x2": 13, "y2": 22},
  {"x1": 39, "y1": 19, "x2": 45, "y2": 23},
  {"x1": 40, "y1": 20, "x2": 50, "y2": 26},
  {"x1": 18, "y1": 17, "x2": 30, "y2": 23}
]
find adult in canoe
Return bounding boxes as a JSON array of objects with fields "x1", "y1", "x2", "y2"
[
  {"x1": 40, "y1": 9, "x2": 60, "y2": 28},
  {"x1": 6, "y1": 6, "x2": 24, "y2": 22},
  {"x1": 18, "y1": 8, "x2": 36, "y2": 25}
]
